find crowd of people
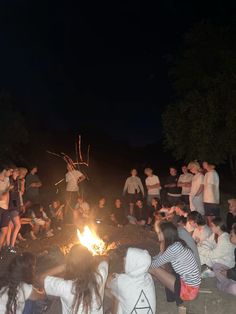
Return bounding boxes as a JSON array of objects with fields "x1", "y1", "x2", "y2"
[{"x1": 0, "y1": 159, "x2": 236, "y2": 314}]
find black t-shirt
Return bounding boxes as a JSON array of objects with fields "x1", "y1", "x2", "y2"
[
  {"x1": 165, "y1": 175, "x2": 182, "y2": 195},
  {"x1": 226, "y1": 212, "x2": 236, "y2": 233},
  {"x1": 112, "y1": 206, "x2": 128, "y2": 225},
  {"x1": 134, "y1": 205, "x2": 148, "y2": 222}
]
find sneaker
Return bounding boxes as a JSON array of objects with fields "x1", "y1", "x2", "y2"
[
  {"x1": 201, "y1": 268, "x2": 215, "y2": 278},
  {"x1": 8, "y1": 247, "x2": 17, "y2": 254},
  {"x1": 30, "y1": 231, "x2": 37, "y2": 240}
]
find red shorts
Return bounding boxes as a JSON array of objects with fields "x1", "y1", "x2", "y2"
[{"x1": 180, "y1": 280, "x2": 199, "y2": 301}]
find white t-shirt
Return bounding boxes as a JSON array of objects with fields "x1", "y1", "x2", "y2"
[
  {"x1": 0, "y1": 177, "x2": 10, "y2": 209},
  {"x1": 203, "y1": 170, "x2": 219, "y2": 204},
  {"x1": 178, "y1": 173, "x2": 193, "y2": 195},
  {"x1": 65, "y1": 170, "x2": 83, "y2": 192},
  {"x1": 192, "y1": 225, "x2": 212, "y2": 244},
  {"x1": 0, "y1": 283, "x2": 32, "y2": 314},
  {"x1": 44, "y1": 261, "x2": 108, "y2": 314},
  {"x1": 145, "y1": 175, "x2": 160, "y2": 195},
  {"x1": 189, "y1": 173, "x2": 204, "y2": 214}
]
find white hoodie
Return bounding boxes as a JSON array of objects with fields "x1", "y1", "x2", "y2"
[
  {"x1": 108, "y1": 247, "x2": 156, "y2": 314},
  {"x1": 198, "y1": 232, "x2": 235, "y2": 268}
]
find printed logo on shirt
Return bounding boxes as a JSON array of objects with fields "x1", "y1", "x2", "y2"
[{"x1": 131, "y1": 290, "x2": 153, "y2": 314}]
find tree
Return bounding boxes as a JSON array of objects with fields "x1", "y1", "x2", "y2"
[
  {"x1": 162, "y1": 21, "x2": 236, "y2": 175},
  {"x1": 0, "y1": 91, "x2": 29, "y2": 163}
]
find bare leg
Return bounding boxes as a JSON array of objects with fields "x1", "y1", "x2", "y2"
[
  {"x1": 129, "y1": 203, "x2": 134, "y2": 216},
  {"x1": 149, "y1": 267, "x2": 176, "y2": 292},
  {"x1": 10, "y1": 215, "x2": 21, "y2": 247},
  {"x1": 0, "y1": 227, "x2": 8, "y2": 251},
  {"x1": 6, "y1": 221, "x2": 13, "y2": 246}
]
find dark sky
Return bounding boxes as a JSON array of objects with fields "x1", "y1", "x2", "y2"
[{"x1": 0, "y1": 0, "x2": 234, "y2": 145}]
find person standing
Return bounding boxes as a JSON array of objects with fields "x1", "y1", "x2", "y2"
[
  {"x1": 123, "y1": 169, "x2": 144, "y2": 216},
  {"x1": 65, "y1": 164, "x2": 85, "y2": 223},
  {"x1": 0, "y1": 165, "x2": 12, "y2": 253},
  {"x1": 164, "y1": 167, "x2": 182, "y2": 206},
  {"x1": 202, "y1": 161, "x2": 220, "y2": 219},
  {"x1": 24, "y1": 166, "x2": 42, "y2": 208},
  {"x1": 144, "y1": 167, "x2": 161, "y2": 206},
  {"x1": 188, "y1": 161, "x2": 204, "y2": 215},
  {"x1": 177, "y1": 165, "x2": 193, "y2": 205}
]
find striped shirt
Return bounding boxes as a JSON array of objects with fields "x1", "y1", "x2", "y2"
[{"x1": 151, "y1": 242, "x2": 201, "y2": 287}]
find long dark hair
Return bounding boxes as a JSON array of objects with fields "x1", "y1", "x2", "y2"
[
  {"x1": 159, "y1": 221, "x2": 187, "y2": 251},
  {"x1": 64, "y1": 244, "x2": 102, "y2": 314},
  {"x1": 0, "y1": 252, "x2": 36, "y2": 314}
]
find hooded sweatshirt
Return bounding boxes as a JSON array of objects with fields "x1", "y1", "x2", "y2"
[{"x1": 108, "y1": 247, "x2": 156, "y2": 314}]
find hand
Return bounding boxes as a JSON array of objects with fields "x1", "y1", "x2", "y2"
[{"x1": 220, "y1": 270, "x2": 227, "y2": 277}]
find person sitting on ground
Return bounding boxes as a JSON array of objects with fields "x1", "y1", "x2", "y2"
[
  {"x1": 172, "y1": 201, "x2": 190, "y2": 218},
  {"x1": 109, "y1": 198, "x2": 128, "y2": 227},
  {"x1": 107, "y1": 247, "x2": 156, "y2": 313},
  {"x1": 0, "y1": 252, "x2": 44, "y2": 314},
  {"x1": 73, "y1": 197, "x2": 92, "y2": 229},
  {"x1": 227, "y1": 199, "x2": 236, "y2": 233},
  {"x1": 93, "y1": 196, "x2": 110, "y2": 224},
  {"x1": 30, "y1": 204, "x2": 53, "y2": 239},
  {"x1": 38, "y1": 244, "x2": 108, "y2": 314},
  {"x1": 198, "y1": 217, "x2": 235, "y2": 278},
  {"x1": 187, "y1": 211, "x2": 212, "y2": 245},
  {"x1": 172, "y1": 214, "x2": 201, "y2": 272},
  {"x1": 49, "y1": 199, "x2": 64, "y2": 230},
  {"x1": 149, "y1": 221, "x2": 201, "y2": 308},
  {"x1": 213, "y1": 223, "x2": 236, "y2": 295},
  {"x1": 132, "y1": 199, "x2": 150, "y2": 226}
]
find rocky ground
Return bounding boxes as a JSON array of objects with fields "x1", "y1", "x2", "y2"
[{"x1": 0, "y1": 224, "x2": 235, "y2": 314}]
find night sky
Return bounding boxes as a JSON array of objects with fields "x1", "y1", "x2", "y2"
[{"x1": 0, "y1": 0, "x2": 234, "y2": 146}]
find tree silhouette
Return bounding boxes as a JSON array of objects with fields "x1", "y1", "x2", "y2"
[{"x1": 163, "y1": 21, "x2": 236, "y2": 175}]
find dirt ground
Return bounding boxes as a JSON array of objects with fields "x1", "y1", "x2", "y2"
[{"x1": 0, "y1": 224, "x2": 235, "y2": 314}]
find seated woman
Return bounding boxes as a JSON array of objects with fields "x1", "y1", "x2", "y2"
[
  {"x1": 38, "y1": 244, "x2": 108, "y2": 314},
  {"x1": 0, "y1": 252, "x2": 44, "y2": 314},
  {"x1": 198, "y1": 217, "x2": 235, "y2": 277},
  {"x1": 149, "y1": 221, "x2": 201, "y2": 308},
  {"x1": 213, "y1": 223, "x2": 236, "y2": 295},
  {"x1": 31, "y1": 204, "x2": 53, "y2": 239},
  {"x1": 187, "y1": 211, "x2": 212, "y2": 244},
  {"x1": 133, "y1": 199, "x2": 150, "y2": 225}
]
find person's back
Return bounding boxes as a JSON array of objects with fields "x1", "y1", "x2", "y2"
[{"x1": 108, "y1": 247, "x2": 156, "y2": 314}]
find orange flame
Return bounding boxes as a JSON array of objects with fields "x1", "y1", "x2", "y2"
[{"x1": 77, "y1": 226, "x2": 106, "y2": 255}]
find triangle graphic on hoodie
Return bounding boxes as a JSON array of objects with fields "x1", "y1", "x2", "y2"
[{"x1": 131, "y1": 290, "x2": 153, "y2": 314}]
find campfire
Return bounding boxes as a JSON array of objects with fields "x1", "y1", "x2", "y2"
[
  {"x1": 59, "y1": 225, "x2": 118, "y2": 256},
  {"x1": 77, "y1": 226, "x2": 107, "y2": 255}
]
